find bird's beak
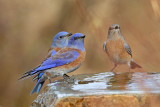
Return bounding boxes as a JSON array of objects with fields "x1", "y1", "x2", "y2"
[
  {"x1": 81, "y1": 35, "x2": 85, "y2": 38},
  {"x1": 109, "y1": 27, "x2": 114, "y2": 30},
  {"x1": 66, "y1": 33, "x2": 72, "y2": 37}
]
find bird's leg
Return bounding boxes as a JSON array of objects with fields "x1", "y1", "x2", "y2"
[
  {"x1": 129, "y1": 68, "x2": 131, "y2": 72},
  {"x1": 63, "y1": 74, "x2": 75, "y2": 83},
  {"x1": 111, "y1": 64, "x2": 117, "y2": 72},
  {"x1": 128, "y1": 62, "x2": 131, "y2": 72},
  {"x1": 46, "y1": 72, "x2": 52, "y2": 83},
  {"x1": 63, "y1": 74, "x2": 71, "y2": 81},
  {"x1": 47, "y1": 76, "x2": 52, "y2": 83}
]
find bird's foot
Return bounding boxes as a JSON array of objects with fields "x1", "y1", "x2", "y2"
[
  {"x1": 110, "y1": 64, "x2": 117, "y2": 72},
  {"x1": 63, "y1": 74, "x2": 76, "y2": 84}
]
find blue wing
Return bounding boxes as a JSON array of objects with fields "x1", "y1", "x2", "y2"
[
  {"x1": 34, "y1": 50, "x2": 79, "y2": 72},
  {"x1": 50, "y1": 50, "x2": 56, "y2": 56},
  {"x1": 18, "y1": 50, "x2": 79, "y2": 80},
  {"x1": 44, "y1": 49, "x2": 56, "y2": 60}
]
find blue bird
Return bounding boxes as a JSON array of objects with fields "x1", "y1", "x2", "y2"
[
  {"x1": 19, "y1": 31, "x2": 72, "y2": 94},
  {"x1": 19, "y1": 33, "x2": 86, "y2": 94}
]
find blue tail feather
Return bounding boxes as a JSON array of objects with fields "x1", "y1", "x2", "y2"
[{"x1": 30, "y1": 73, "x2": 45, "y2": 95}]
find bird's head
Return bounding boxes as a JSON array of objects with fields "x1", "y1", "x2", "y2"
[
  {"x1": 51, "y1": 31, "x2": 72, "y2": 48},
  {"x1": 68, "y1": 33, "x2": 85, "y2": 51},
  {"x1": 108, "y1": 24, "x2": 123, "y2": 39}
]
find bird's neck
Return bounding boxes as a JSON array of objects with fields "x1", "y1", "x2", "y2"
[
  {"x1": 107, "y1": 31, "x2": 124, "y2": 41},
  {"x1": 68, "y1": 43, "x2": 85, "y2": 52},
  {"x1": 51, "y1": 42, "x2": 57, "y2": 48}
]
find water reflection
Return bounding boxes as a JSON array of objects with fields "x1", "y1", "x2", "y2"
[
  {"x1": 71, "y1": 72, "x2": 160, "y2": 94},
  {"x1": 107, "y1": 72, "x2": 133, "y2": 90}
]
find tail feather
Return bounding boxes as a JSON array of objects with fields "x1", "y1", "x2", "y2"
[
  {"x1": 18, "y1": 65, "x2": 43, "y2": 81},
  {"x1": 18, "y1": 70, "x2": 33, "y2": 80},
  {"x1": 30, "y1": 80, "x2": 45, "y2": 95},
  {"x1": 20, "y1": 64, "x2": 55, "y2": 81},
  {"x1": 130, "y1": 61, "x2": 141, "y2": 69},
  {"x1": 18, "y1": 69, "x2": 37, "y2": 80},
  {"x1": 18, "y1": 74, "x2": 31, "y2": 81},
  {"x1": 32, "y1": 75, "x2": 38, "y2": 81},
  {"x1": 30, "y1": 73, "x2": 45, "y2": 95}
]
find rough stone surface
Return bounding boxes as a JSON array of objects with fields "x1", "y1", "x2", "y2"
[{"x1": 31, "y1": 72, "x2": 160, "y2": 107}]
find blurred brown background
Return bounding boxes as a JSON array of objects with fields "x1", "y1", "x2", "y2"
[{"x1": 0, "y1": 0, "x2": 160, "y2": 106}]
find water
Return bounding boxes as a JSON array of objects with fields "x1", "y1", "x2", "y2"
[{"x1": 46, "y1": 72, "x2": 160, "y2": 98}]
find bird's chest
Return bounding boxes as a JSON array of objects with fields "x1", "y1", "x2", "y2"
[
  {"x1": 106, "y1": 39, "x2": 128, "y2": 62},
  {"x1": 45, "y1": 51, "x2": 86, "y2": 78},
  {"x1": 106, "y1": 39, "x2": 124, "y2": 56}
]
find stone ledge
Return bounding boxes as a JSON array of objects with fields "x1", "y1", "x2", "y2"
[
  {"x1": 55, "y1": 95, "x2": 160, "y2": 107},
  {"x1": 31, "y1": 72, "x2": 160, "y2": 107}
]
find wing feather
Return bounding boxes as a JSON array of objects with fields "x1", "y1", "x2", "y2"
[
  {"x1": 124, "y1": 42, "x2": 132, "y2": 57},
  {"x1": 18, "y1": 50, "x2": 79, "y2": 80}
]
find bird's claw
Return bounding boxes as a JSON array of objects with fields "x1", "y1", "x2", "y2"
[{"x1": 63, "y1": 74, "x2": 76, "y2": 84}]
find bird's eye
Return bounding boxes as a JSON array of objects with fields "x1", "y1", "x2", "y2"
[
  {"x1": 74, "y1": 37, "x2": 78, "y2": 40},
  {"x1": 59, "y1": 36, "x2": 63, "y2": 39},
  {"x1": 115, "y1": 26, "x2": 119, "y2": 29}
]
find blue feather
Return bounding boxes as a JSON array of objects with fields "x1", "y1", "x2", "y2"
[
  {"x1": 30, "y1": 50, "x2": 79, "y2": 75},
  {"x1": 30, "y1": 73, "x2": 45, "y2": 95},
  {"x1": 51, "y1": 50, "x2": 56, "y2": 56},
  {"x1": 30, "y1": 50, "x2": 79, "y2": 94}
]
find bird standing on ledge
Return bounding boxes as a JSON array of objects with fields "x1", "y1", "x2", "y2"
[
  {"x1": 19, "y1": 33, "x2": 86, "y2": 94},
  {"x1": 103, "y1": 24, "x2": 141, "y2": 71},
  {"x1": 19, "y1": 31, "x2": 72, "y2": 94}
]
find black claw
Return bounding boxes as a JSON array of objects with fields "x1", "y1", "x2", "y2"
[
  {"x1": 63, "y1": 74, "x2": 70, "y2": 78},
  {"x1": 63, "y1": 74, "x2": 76, "y2": 83}
]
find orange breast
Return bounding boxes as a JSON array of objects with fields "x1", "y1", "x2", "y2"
[
  {"x1": 54, "y1": 48, "x2": 86, "y2": 70},
  {"x1": 45, "y1": 47, "x2": 61, "y2": 59},
  {"x1": 105, "y1": 39, "x2": 131, "y2": 64},
  {"x1": 48, "y1": 47, "x2": 61, "y2": 53}
]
